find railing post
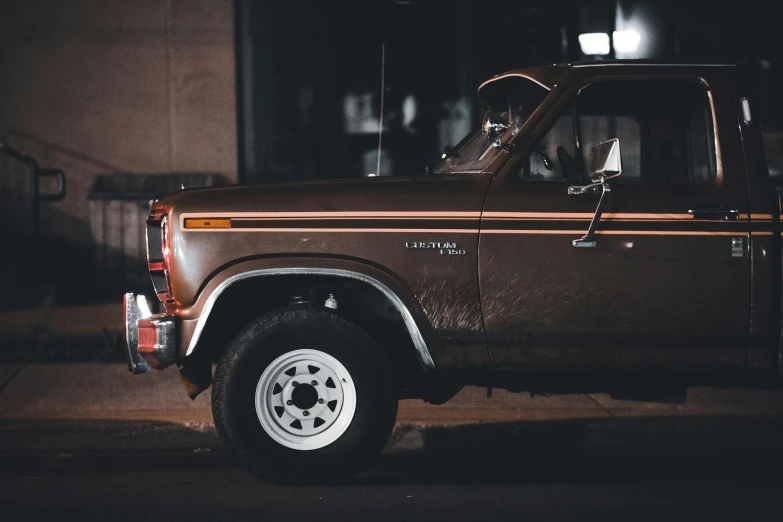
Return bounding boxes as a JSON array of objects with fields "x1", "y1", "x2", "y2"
[{"x1": 0, "y1": 142, "x2": 65, "y2": 237}]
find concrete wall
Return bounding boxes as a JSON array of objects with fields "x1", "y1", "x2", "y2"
[{"x1": 0, "y1": 0, "x2": 237, "y2": 243}]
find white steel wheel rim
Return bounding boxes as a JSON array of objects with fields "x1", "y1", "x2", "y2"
[{"x1": 255, "y1": 349, "x2": 357, "y2": 450}]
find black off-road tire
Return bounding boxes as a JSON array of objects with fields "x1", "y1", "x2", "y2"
[{"x1": 212, "y1": 306, "x2": 398, "y2": 484}]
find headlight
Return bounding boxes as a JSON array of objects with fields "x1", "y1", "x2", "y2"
[{"x1": 146, "y1": 210, "x2": 174, "y2": 302}]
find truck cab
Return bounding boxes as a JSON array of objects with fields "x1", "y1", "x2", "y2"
[{"x1": 475, "y1": 62, "x2": 778, "y2": 375}]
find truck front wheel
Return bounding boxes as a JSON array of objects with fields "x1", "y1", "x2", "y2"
[{"x1": 212, "y1": 306, "x2": 398, "y2": 483}]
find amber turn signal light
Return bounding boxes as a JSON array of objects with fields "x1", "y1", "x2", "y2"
[{"x1": 184, "y1": 218, "x2": 231, "y2": 229}]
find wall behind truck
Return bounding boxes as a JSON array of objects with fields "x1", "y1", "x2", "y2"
[
  {"x1": 236, "y1": 0, "x2": 783, "y2": 184},
  {"x1": 0, "y1": 0, "x2": 237, "y2": 306}
]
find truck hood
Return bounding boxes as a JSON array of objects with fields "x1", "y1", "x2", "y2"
[{"x1": 158, "y1": 174, "x2": 492, "y2": 215}]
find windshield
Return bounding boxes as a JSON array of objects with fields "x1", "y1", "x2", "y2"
[{"x1": 429, "y1": 76, "x2": 550, "y2": 174}]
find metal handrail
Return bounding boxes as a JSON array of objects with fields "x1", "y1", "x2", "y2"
[{"x1": 0, "y1": 142, "x2": 66, "y2": 236}]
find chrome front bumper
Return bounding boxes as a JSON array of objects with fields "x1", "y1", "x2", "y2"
[{"x1": 124, "y1": 293, "x2": 177, "y2": 374}]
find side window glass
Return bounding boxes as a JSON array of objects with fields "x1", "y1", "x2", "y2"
[
  {"x1": 580, "y1": 115, "x2": 641, "y2": 182},
  {"x1": 576, "y1": 81, "x2": 716, "y2": 184},
  {"x1": 517, "y1": 105, "x2": 578, "y2": 182}
]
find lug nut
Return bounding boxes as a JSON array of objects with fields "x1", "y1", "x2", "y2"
[
  {"x1": 318, "y1": 399, "x2": 324, "y2": 404},
  {"x1": 286, "y1": 400, "x2": 293, "y2": 406},
  {"x1": 303, "y1": 411, "x2": 310, "y2": 417},
  {"x1": 311, "y1": 380, "x2": 318, "y2": 386},
  {"x1": 292, "y1": 381, "x2": 298, "y2": 387}
]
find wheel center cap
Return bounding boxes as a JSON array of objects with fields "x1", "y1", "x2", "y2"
[{"x1": 290, "y1": 383, "x2": 319, "y2": 410}]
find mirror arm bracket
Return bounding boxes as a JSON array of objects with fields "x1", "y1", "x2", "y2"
[
  {"x1": 571, "y1": 178, "x2": 610, "y2": 248},
  {"x1": 567, "y1": 182, "x2": 602, "y2": 195},
  {"x1": 492, "y1": 139, "x2": 514, "y2": 153},
  {"x1": 568, "y1": 138, "x2": 621, "y2": 247}
]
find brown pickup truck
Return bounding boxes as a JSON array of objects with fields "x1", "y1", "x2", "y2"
[{"x1": 124, "y1": 60, "x2": 781, "y2": 482}]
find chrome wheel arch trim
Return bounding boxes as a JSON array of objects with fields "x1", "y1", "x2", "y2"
[{"x1": 184, "y1": 267, "x2": 436, "y2": 369}]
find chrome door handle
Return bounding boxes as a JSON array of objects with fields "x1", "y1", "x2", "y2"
[{"x1": 687, "y1": 207, "x2": 739, "y2": 221}]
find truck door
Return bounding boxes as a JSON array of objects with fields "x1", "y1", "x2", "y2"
[{"x1": 479, "y1": 75, "x2": 751, "y2": 369}]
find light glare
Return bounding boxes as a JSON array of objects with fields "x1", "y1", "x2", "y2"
[
  {"x1": 613, "y1": 30, "x2": 641, "y2": 53},
  {"x1": 579, "y1": 33, "x2": 610, "y2": 56}
]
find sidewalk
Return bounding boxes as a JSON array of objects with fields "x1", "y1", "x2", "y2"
[
  {"x1": 0, "y1": 303, "x2": 122, "y2": 337},
  {"x1": 2, "y1": 363, "x2": 783, "y2": 453},
  {"x1": 2, "y1": 303, "x2": 783, "y2": 422},
  {"x1": 0, "y1": 303, "x2": 124, "y2": 364},
  {"x1": 3, "y1": 363, "x2": 783, "y2": 424},
  {"x1": 2, "y1": 303, "x2": 783, "y2": 453}
]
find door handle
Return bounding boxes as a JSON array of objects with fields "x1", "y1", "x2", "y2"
[{"x1": 687, "y1": 207, "x2": 739, "y2": 221}]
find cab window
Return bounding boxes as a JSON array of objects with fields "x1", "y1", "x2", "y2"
[
  {"x1": 518, "y1": 80, "x2": 717, "y2": 185},
  {"x1": 516, "y1": 104, "x2": 579, "y2": 182},
  {"x1": 576, "y1": 80, "x2": 716, "y2": 184}
]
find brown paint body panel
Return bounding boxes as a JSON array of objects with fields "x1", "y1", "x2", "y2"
[{"x1": 159, "y1": 175, "x2": 491, "y2": 363}]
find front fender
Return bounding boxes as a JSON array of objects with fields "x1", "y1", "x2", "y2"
[{"x1": 176, "y1": 256, "x2": 441, "y2": 370}]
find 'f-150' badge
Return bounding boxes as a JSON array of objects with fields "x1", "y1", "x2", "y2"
[{"x1": 405, "y1": 242, "x2": 466, "y2": 255}]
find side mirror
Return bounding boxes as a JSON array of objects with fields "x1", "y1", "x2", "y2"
[
  {"x1": 588, "y1": 138, "x2": 622, "y2": 181},
  {"x1": 568, "y1": 138, "x2": 623, "y2": 248},
  {"x1": 481, "y1": 111, "x2": 508, "y2": 143}
]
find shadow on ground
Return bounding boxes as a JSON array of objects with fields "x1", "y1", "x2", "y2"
[
  {"x1": 366, "y1": 415, "x2": 783, "y2": 485},
  {"x1": 2, "y1": 415, "x2": 783, "y2": 485}
]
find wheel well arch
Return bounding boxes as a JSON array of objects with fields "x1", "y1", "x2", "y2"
[{"x1": 187, "y1": 269, "x2": 437, "y2": 395}]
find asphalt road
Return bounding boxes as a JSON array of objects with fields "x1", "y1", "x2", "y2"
[
  {"x1": 3, "y1": 363, "x2": 783, "y2": 520},
  {"x1": 2, "y1": 418, "x2": 783, "y2": 521}
]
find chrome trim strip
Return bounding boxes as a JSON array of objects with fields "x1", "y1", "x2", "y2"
[
  {"x1": 124, "y1": 292, "x2": 150, "y2": 374},
  {"x1": 477, "y1": 73, "x2": 552, "y2": 93},
  {"x1": 138, "y1": 315, "x2": 177, "y2": 370},
  {"x1": 184, "y1": 268, "x2": 436, "y2": 369},
  {"x1": 573, "y1": 63, "x2": 735, "y2": 68}
]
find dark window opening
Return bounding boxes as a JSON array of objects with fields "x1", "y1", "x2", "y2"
[
  {"x1": 576, "y1": 81, "x2": 717, "y2": 184},
  {"x1": 516, "y1": 103, "x2": 578, "y2": 182}
]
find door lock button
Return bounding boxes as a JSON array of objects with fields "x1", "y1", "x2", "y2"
[{"x1": 731, "y1": 237, "x2": 744, "y2": 258}]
